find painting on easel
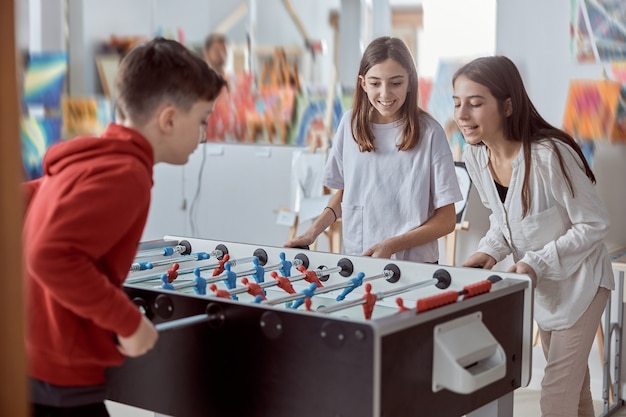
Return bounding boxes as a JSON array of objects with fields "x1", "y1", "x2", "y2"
[
  {"x1": 612, "y1": 62, "x2": 626, "y2": 82},
  {"x1": 562, "y1": 79, "x2": 625, "y2": 142},
  {"x1": 205, "y1": 71, "x2": 255, "y2": 143},
  {"x1": 427, "y1": 59, "x2": 467, "y2": 160},
  {"x1": 21, "y1": 117, "x2": 63, "y2": 180},
  {"x1": 21, "y1": 51, "x2": 68, "y2": 180},
  {"x1": 287, "y1": 91, "x2": 343, "y2": 148},
  {"x1": 23, "y1": 52, "x2": 68, "y2": 108}
]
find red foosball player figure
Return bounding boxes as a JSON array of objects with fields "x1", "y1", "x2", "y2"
[
  {"x1": 361, "y1": 283, "x2": 378, "y2": 320},
  {"x1": 241, "y1": 277, "x2": 266, "y2": 300},
  {"x1": 209, "y1": 283, "x2": 231, "y2": 300},
  {"x1": 270, "y1": 271, "x2": 295, "y2": 294},
  {"x1": 395, "y1": 297, "x2": 410, "y2": 313},
  {"x1": 212, "y1": 253, "x2": 230, "y2": 276},
  {"x1": 304, "y1": 297, "x2": 313, "y2": 311},
  {"x1": 297, "y1": 265, "x2": 323, "y2": 288},
  {"x1": 165, "y1": 263, "x2": 180, "y2": 283}
]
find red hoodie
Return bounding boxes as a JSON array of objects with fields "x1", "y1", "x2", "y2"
[{"x1": 23, "y1": 124, "x2": 153, "y2": 386}]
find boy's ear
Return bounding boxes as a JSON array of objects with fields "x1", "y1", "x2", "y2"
[{"x1": 157, "y1": 105, "x2": 177, "y2": 134}]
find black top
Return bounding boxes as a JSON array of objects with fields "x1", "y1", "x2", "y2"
[{"x1": 494, "y1": 180, "x2": 508, "y2": 203}]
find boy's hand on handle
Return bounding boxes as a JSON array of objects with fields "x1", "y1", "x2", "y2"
[
  {"x1": 117, "y1": 315, "x2": 158, "y2": 357},
  {"x1": 462, "y1": 252, "x2": 497, "y2": 269},
  {"x1": 508, "y1": 261, "x2": 537, "y2": 288}
]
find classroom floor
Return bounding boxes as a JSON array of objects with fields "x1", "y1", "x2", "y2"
[{"x1": 106, "y1": 389, "x2": 626, "y2": 417}]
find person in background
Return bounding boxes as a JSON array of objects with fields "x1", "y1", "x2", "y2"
[
  {"x1": 202, "y1": 32, "x2": 228, "y2": 76},
  {"x1": 285, "y1": 36, "x2": 461, "y2": 263},
  {"x1": 453, "y1": 55, "x2": 614, "y2": 417},
  {"x1": 23, "y1": 37, "x2": 227, "y2": 417},
  {"x1": 201, "y1": 32, "x2": 241, "y2": 142}
]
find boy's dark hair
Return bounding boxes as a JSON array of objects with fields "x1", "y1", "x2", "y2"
[{"x1": 115, "y1": 37, "x2": 226, "y2": 124}]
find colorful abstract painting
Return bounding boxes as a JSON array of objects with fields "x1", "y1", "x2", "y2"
[
  {"x1": 427, "y1": 59, "x2": 467, "y2": 159},
  {"x1": 427, "y1": 59, "x2": 464, "y2": 128},
  {"x1": 21, "y1": 52, "x2": 67, "y2": 180},
  {"x1": 21, "y1": 116, "x2": 63, "y2": 180},
  {"x1": 614, "y1": 85, "x2": 626, "y2": 141},
  {"x1": 612, "y1": 61, "x2": 626, "y2": 82},
  {"x1": 244, "y1": 86, "x2": 297, "y2": 144},
  {"x1": 23, "y1": 52, "x2": 68, "y2": 108},
  {"x1": 205, "y1": 72, "x2": 255, "y2": 142},
  {"x1": 287, "y1": 92, "x2": 343, "y2": 148},
  {"x1": 570, "y1": 0, "x2": 626, "y2": 63},
  {"x1": 562, "y1": 79, "x2": 626, "y2": 142}
]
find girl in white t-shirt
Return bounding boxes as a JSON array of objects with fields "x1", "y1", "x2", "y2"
[
  {"x1": 453, "y1": 55, "x2": 614, "y2": 417},
  {"x1": 285, "y1": 36, "x2": 462, "y2": 263}
]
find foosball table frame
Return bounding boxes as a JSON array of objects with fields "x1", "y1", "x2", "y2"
[{"x1": 106, "y1": 236, "x2": 534, "y2": 417}]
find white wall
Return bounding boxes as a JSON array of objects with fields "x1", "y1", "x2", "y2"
[
  {"x1": 143, "y1": 144, "x2": 310, "y2": 249},
  {"x1": 418, "y1": 0, "x2": 496, "y2": 78}
]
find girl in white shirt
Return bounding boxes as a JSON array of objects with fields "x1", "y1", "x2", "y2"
[
  {"x1": 285, "y1": 36, "x2": 462, "y2": 262},
  {"x1": 453, "y1": 55, "x2": 614, "y2": 417}
]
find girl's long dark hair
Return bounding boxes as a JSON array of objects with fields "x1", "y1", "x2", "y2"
[{"x1": 453, "y1": 56, "x2": 595, "y2": 217}]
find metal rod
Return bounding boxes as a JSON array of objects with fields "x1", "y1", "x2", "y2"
[
  {"x1": 155, "y1": 314, "x2": 209, "y2": 332},
  {"x1": 135, "y1": 244, "x2": 187, "y2": 259},
  {"x1": 318, "y1": 277, "x2": 437, "y2": 315},
  {"x1": 131, "y1": 252, "x2": 210, "y2": 270},
  {"x1": 126, "y1": 259, "x2": 226, "y2": 284},
  {"x1": 226, "y1": 256, "x2": 256, "y2": 268},
  {"x1": 267, "y1": 269, "x2": 394, "y2": 307},
  {"x1": 318, "y1": 297, "x2": 367, "y2": 314},
  {"x1": 373, "y1": 278, "x2": 437, "y2": 300}
]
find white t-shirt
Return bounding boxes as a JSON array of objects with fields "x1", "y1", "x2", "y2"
[
  {"x1": 463, "y1": 140, "x2": 614, "y2": 330},
  {"x1": 323, "y1": 110, "x2": 462, "y2": 262}
]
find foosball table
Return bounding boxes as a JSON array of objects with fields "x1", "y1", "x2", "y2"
[{"x1": 106, "y1": 236, "x2": 533, "y2": 417}]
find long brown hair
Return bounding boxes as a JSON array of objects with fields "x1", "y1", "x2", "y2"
[
  {"x1": 351, "y1": 36, "x2": 427, "y2": 152},
  {"x1": 452, "y1": 56, "x2": 595, "y2": 217}
]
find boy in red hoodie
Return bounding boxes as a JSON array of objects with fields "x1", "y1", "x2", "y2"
[{"x1": 22, "y1": 37, "x2": 227, "y2": 417}]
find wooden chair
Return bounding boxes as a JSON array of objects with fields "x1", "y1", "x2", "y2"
[{"x1": 443, "y1": 162, "x2": 472, "y2": 266}]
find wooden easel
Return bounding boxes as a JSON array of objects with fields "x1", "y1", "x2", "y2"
[
  {"x1": 278, "y1": 61, "x2": 338, "y2": 252},
  {"x1": 444, "y1": 162, "x2": 472, "y2": 266},
  {"x1": 283, "y1": 208, "x2": 342, "y2": 253},
  {"x1": 258, "y1": 48, "x2": 300, "y2": 92},
  {"x1": 321, "y1": 218, "x2": 342, "y2": 253},
  {"x1": 444, "y1": 220, "x2": 470, "y2": 266}
]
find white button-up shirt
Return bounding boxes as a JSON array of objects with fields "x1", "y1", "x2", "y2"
[{"x1": 463, "y1": 140, "x2": 614, "y2": 330}]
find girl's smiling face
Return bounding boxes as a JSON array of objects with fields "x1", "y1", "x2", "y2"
[
  {"x1": 359, "y1": 58, "x2": 409, "y2": 124},
  {"x1": 453, "y1": 74, "x2": 510, "y2": 146}
]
